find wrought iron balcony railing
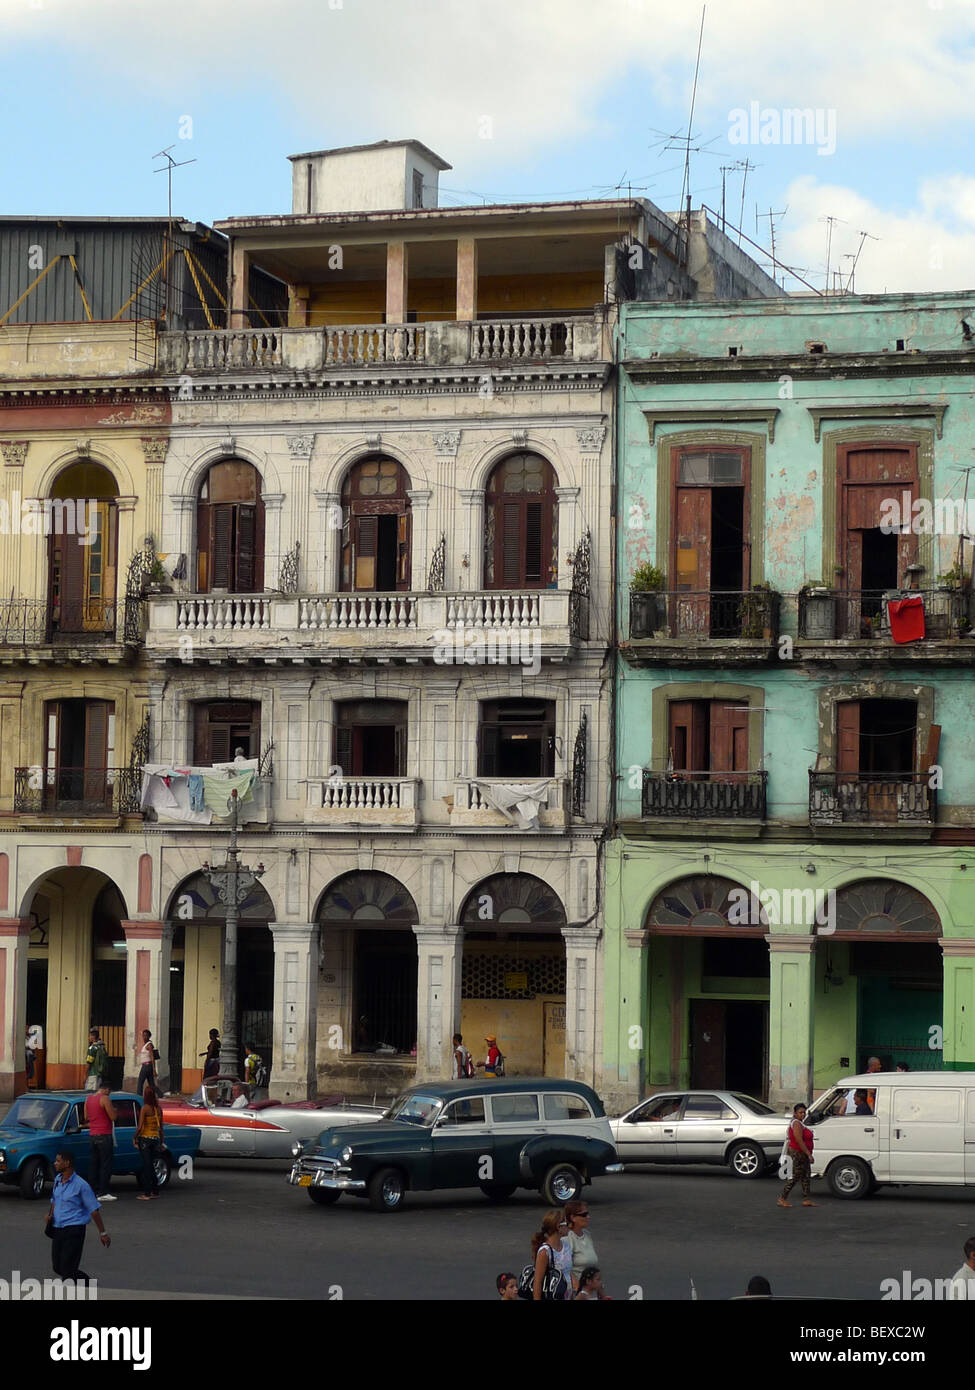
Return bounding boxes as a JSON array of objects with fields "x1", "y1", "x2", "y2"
[
  {"x1": 798, "y1": 588, "x2": 970, "y2": 640},
  {"x1": 630, "y1": 588, "x2": 780, "y2": 641},
  {"x1": 0, "y1": 598, "x2": 146, "y2": 646},
  {"x1": 642, "y1": 770, "x2": 768, "y2": 820},
  {"x1": 14, "y1": 767, "x2": 143, "y2": 816},
  {"x1": 809, "y1": 771, "x2": 935, "y2": 827}
]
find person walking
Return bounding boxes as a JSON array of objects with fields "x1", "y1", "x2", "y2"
[
  {"x1": 573, "y1": 1267, "x2": 606, "y2": 1300},
  {"x1": 778, "y1": 1102, "x2": 817, "y2": 1208},
  {"x1": 530, "y1": 1211, "x2": 573, "y2": 1301},
  {"x1": 496, "y1": 1272, "x2": 520, "y2": 1301},
  {"x1": 452, "y1": 1033, "x2": 473, "y2": 1079},
  {"x1": 136, "y1": 1029, "x2": 157, "y2": 1097},
  {"x1": 84, "y1": 1028, "x2": 108, "y2": 1092},
  {"x1": 47, "y1": 1150, "x2": 110, "y2": 1285},
  {"x1": 134, "y1": 1085, "x2": 165, "y2": 1201},
  {"x1": 949, "y1": 1236, "x2": 975, "y2": 1300},
  {"x1": 199, "y1": 1029, "x2": 220, "y2": 1080},
  {"x1": 85, "y1": 1079, "x2": 117, "y2": 1202},
  {"x1": 25, "y1": 1026, "x2": 36, "y2": 1087},
  {"x1": 477, "y1": 1035, "x2": 504, "y2": 1078},
  {"x1": 563, "y1": 1200, "x2": 601, "y2": 1294},
  {"x1": 244, "y1": 1041, "x2": 267, "y2": 1098}
]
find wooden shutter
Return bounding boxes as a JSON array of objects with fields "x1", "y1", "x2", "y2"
[
  {"x1": 193, "y1": 704, "x2": 210, "y2": 764},
  {"x1": 674, "y1": 488, "x2": 712, "y2": 591},
  {"x1": 837, "y1": 702, "x2": 860, "y2": 775},
  {"x1": 83, "y1": 701, "x2": 110, "y2": 803},
  {"x1": 355, "y1": 515, "x2": 378, "y2": 590},
  {"x1": 211, "y1": 505, "x2": 234, "y2": 590},
  {"x1": 334, "y1": 725, "x2": 352, "y2": 777},
  {"x1": 479, "y1": 721, "x2": 499, "y2": 776},
  {"x1": 236, "y1": 504, "x2": 257, "y2": 593},
  {"x1": 524, "y1": 502, "x2": 543, "y2": 584},
  {"x1": 710, "y1": 701, "x2": 749, "y2": 778},
  {"x1": 396, "y1": 511, "x2": 411, "y2": 590},
  {"x1": 500, "y1": 502, "x2": 521, "y2": 586},
  {"x1": 209, "y1": 722, "x2": 231, "y2": 765},
  {"x1": 57, "y1": 520, "x2": 86, "y2": 632},
  {"x1": 668, "y1": 700, "x2": 708, "y2": 773}
]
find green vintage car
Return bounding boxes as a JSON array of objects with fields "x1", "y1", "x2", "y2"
[{"x1": 288, "y1": 1078, "x2": 623, "y2": 1212}]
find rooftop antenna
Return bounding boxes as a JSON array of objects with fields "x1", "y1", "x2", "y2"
[
  {"x1": 736, "y1": 159, "x2": 757, "y2": 247},
  {"x1": 949, "y1": 462, "x2": 975, "y2": 584},
  {"x1": 719, "y1": 161, "x2": 746, "y2": 234},
  {"x1": 820, "y1": 214, "x2": 846, "y2": 296},
  {"x1": 153, "y1": 144, "x2": 197, "y2": 323},
  {"x1": 677, "y1": 5, "x2": 707, "y2": 266},
  {"x1": 757, "y1": 206, "x2": 787, "y2": 285},
  {"x1": 844, "y1": 229, "x2": 879, "y2": 294}
]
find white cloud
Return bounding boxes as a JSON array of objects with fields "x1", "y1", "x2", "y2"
[{"x1": 778, "y1": 173, "x2": 975, "y2": 293}]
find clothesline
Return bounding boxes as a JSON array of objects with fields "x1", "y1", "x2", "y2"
[{"x1": 141, "y1": 758, "x2": 259, "y2": 825}]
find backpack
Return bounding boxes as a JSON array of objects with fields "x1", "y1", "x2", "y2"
[
  {"x1": 461, "y1": 1048, "x2": 476, "y2": 1079},
  {"x1": 494, "y1": 1049, "x2": 506, "y2": 1078},
  {"x1": 88, "y1": 1041, "x2": 108, "y2": 1074},
  {"x1": 253, "y1": 1057, "x2": 269, "y2": 1088},
  {"x1": 517, "y1": 1244, "x2": 567, "y2": 1302}
]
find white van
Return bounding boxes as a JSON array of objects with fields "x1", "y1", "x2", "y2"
[{"x1": 805, "y1": 1071, "x2": 975, "y2": 1199}]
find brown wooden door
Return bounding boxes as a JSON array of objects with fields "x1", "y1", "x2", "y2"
[
  {"x1": 668, "y1": 700, "x2": 708, "y2": 773},
  {"x1": 690, "y1": 999, "x2": 726, "y2": 1089},
  {"x1": 840, "y1": 445, "x2": 919, "y2": 591},
  {"x1": 83, "y1": 701, "x2": 110, "y2": 803},
  {"x1": 709, "y1": 701, "x2": 749, "y2": 777},
  {"x1": 673, "y1": 487, "x2": 711, "y2": 634},
  {"x1": 837, "y1": 701, "x2": 860, "y2": 775}
]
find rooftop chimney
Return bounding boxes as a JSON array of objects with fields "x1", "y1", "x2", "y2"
[{"x1": 288, "y1": 140, "x2": 451, "y2": 215}]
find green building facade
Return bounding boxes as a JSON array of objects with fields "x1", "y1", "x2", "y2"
[{"x1": 605, "y1": 293, "x2": 975, "y2": 1112}]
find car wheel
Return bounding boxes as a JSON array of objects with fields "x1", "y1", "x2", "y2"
[
  {"x1": 827, "y1": 1157, "x2": 872, "y2": 1199},
  {"x1": 728, "y1": 1141, "x2": 767, "y2": 1179},
  {"x1": 19, "y1": 1157, "x2": 47, "y2": 1200},
  {"x1": 480, "y1": 1182, "x2": 517, "y2": 1202},
  {"x1": 308, "y1": 1187, "x2": 342, "y2": 1206},
  {"x1": 541, "y1": 1163, "x2": 583, "y2": 1205},
  {"x1": 153, "y1": 1152, "x2": 174, "y2": 1189},
  {"x1": 368, "y1": 1167, "x2": 406, "y2": 1212}
]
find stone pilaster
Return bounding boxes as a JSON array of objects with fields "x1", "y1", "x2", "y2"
[
  {"x1": 562, "y1": 926, "x2": 601, "y2": 1084},
  {"x1": 269, "y1": 922, "x2": 319, "y2": 1100},
  {"x1": 0, "y1": 919, "x2": 30, "y2": 1100},
  {"x1": 413, "y1": 924, "x2": 464, "y2": 1082},
  {"x1": 766, "y1": 934, "x2": 817, "y2": 1108},
  {"x1": 120, "y1": 921, "x2": 172, "y2": 1091}
]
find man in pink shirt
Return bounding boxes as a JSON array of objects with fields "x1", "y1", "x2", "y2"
[{"x1": 85, "y1": 1081, "x2": 117, "y2": 1202}]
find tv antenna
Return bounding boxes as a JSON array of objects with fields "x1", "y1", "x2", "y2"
[
  {"x1": 153, "y1": 144, "x2": 197, "y2": 322},
  {"x1": 843, "y1": 229, "x2": 879, "y2": 294},
  {"x1": 819, "y1": 214, "x2": 846, "y2": 295},
  {"x1": 676, "y1": 5, "x2": 707, "y2": 266},
  {"x1": 757, "y1": 206, "x2": 787, "y2": 285}
]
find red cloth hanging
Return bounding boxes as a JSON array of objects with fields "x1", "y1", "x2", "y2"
[{"x1": 887, "y1": 595, "x2": 925, "y2": 643}]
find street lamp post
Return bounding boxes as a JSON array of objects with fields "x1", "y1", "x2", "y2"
[{"x1": 201, "y1": 789, "x2": 264, "y2": 1079}]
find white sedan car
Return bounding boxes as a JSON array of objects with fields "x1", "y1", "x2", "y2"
[{"x1": 610, "y1": 1090, "x2": 792, "y2": 1178}]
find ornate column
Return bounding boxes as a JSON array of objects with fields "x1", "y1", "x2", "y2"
[
  {"x1": 407, "y1": 488, "x2": 431, "y2": 592},
  {"x1": 120, "y1": 921, "x2": 173, "y2": 1091},
  {"x1": 115, "y1": 496, "x2": 138, "y2": 619},
  {"x1": 268, "y1": 922, "x2": 319, "y2": 1101},
  {"x1": 286, "y1": 434, "x2": 315, "y2": 587},
  {"x1": 262, "y1": 493, "x2": 285, "y2": 595},
  {"x1": 766, "y1": 933, "x2": 817, "y2": 1108},
  {"x1": 313, "y1": 490, "x2": 341, "y2": 592},
  {"x1": 413, "y1": 925, "x2": 464, "y2": 1082},
  {"x1": 940, "y1": 937, "x2": 975, "y2": 1070},
  {"x1": 562, "y1": 926, "x2": 601, "y2": 1085},
  {"x1": 0, "y1": 918, "x2": 30, "y2": 1100},
  {"x1": 169, "y1": 495, "x2": 197, "y2": 585},
  {"x1": 0, "y1": 441, "x2": 28, "y2": 601},
  {"x1": 554, "y1": 486, "x2": 581, "y2": 591},
  {"x1": 459, "y1": 488, "x2": 484, "y2": 590},
  {"x1": 140, "y1": 435, "x2": 169, "y2": 547}
]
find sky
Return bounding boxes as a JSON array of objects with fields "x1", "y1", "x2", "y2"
[{"x1": 1, "y1": 0, "x2": 974, "y2": 294}]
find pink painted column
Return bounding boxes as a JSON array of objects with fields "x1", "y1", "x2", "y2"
[
  {"x1": 0, "y1": 919, "x2": 30, "y2": 1100},
  {"x1": 120, "y1": 921, "x2": 172, "y2": 1092},
  {"x1": 385, "y1": 241, "x2": 408, "y2": 324}
]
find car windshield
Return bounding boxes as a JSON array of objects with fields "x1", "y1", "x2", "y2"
[
  {"x1": 805, "y1": 1090, "x2": 840, "y2": 1122},
  {"x1": 386, "y1": 1093, "x2": 444, "y2": 1127},
  {"x1": 4, "y1": 1097, "x2": 69, "y2": 1131},
  {"x1": 732, "y1": 1094, "x2": 777, "y2": 1116}
]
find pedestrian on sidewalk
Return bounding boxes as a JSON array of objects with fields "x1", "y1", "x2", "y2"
[
  {"x1": 563, "y1": 1199, "x2": 601, "y2": 1294},
  {"x1": 134, "y1": 1085, "x2": 165, "y2": 1201},
  {"x1": 25, "y1": 1026, "x2": 36, "y2": 1087},
  {"x1": 573, "y1": 1267, "x2": 606, "y2": 1300},
  {"x1": 529, "y1": 1211, "x2": 572, "y2": 1301},
  {"x1": 47, "y1": 1151, "x2": 110, "y2": 1285},
  {"x1": 84, "y1": 1028, "x2": 108, "y2": 1092},
  {"x1": 136, "y1": 1029, "x2": 157, "y2": 1097},
  {"x1": 496, "y1": 1272, "x2": 520, "y2": 1300},
  {"x1": 200, "y1": 1029, "x2": 220, "y2": 1080},
  {"x1": 477, "y1": 1035, "x2": 504, "y2": 1078},
  {"x1": 452, "y1": 1033, "x2": 474, "y2": 1079},
  {"x1": 85, "y1": 1080, "x2": 117, "y2": 1202},
  {"x1": 778, "y1": 1102, "x2": 817, "y2": 1209}
]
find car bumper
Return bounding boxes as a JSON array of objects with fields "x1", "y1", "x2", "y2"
[
  {"x1": 604, "y1": 1163, "x2": 624, "y2": 1174},
  {"x1": 289, "y1": 1161, "x2": 366, "y2": 1193}
]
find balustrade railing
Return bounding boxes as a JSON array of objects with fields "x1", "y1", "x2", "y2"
[
  {"x1": 642, "y1": 770, "x2": 768, "y2": 819},
  {"x1": 320, "y1": 777, "x2": 409, "y2": 811},
  {"x1": 176, "y1": 596, "x2": 272, "y2": 632},
  {"x1": 809, "y1": 771, "x2": 935, "y2": 826},
  {"x1": 324, "y1": 324, "x2": 425, "y2": 365},
  {"x1": 445, "y1": 592, "x2": 540, "y2": 629},
  {"x1": 299, "y1": 594, "x2": 418, "y2": 631},
  {"x1": 469, "y1": 319, "x2": 572, "y2": 360}
]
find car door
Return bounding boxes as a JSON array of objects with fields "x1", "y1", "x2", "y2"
[
  {"x1": 62, "y1": 1101, "x2": 93, "y2": 1179},
  {"x1": 486, "y1": 1093, "x2": 543, "y2": 1184},
  {"x1": 614, "y1": 1095, "x2": 683, "y2": 1162},
  {"x1": 965, "y1": 1090, "x2": 975, "y2": 1185},
  {"x1": 431, "y1": 1097, "x2": 493, "y2": 1189},
  {"x1": 889, "y1": 1085, "x2": 964, "y2": 1184},
  {"x1": 208, "y1": 1104, "x2": 257, "y2": 1157},
  {"x1": 675, "y1": 1094, "x2": 740, "y2": 1163},
  {"x1": 112, "y1": 1098, "x2": 140, "y2": 1176}
]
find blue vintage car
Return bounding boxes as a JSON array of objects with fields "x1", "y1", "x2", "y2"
[{"x1": 0, "y1": 1092, "x2": 202, "y2": 1199}]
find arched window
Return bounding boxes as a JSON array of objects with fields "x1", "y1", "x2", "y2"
[
  {"x1": 340, "y1": 457, "x2": 412, "y2": 592},
  {"x1": 483, "y1": 452, "x2": 558, "y2": 589},
  {"x1": 48, "y1": 461, "x2": 118, "y2": 635},
  {"x1": 196, "y1": 460, "x2": 265, "y2": 593}
]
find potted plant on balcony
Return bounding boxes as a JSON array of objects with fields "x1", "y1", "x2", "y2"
[
  {"x1": 930, "y1": 563, "x2": 969, "y2": 637},
  {"x1": 629, "y1": 563, "x2": 666, "y2": 638},
  {"x1": 737, "y1": 581, "x2": 774, "y2": 639},
  {"x1": 799, "y1": 580, "x2": 836, "y2": 639},
  {"x1": 144, "y1": 559, "x2": 173, "y2": 596}
]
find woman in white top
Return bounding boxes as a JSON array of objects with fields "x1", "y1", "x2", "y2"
[
  {"x1": 136, "y1": 1029, "x2": 156, "y2": 1097},
  {"x1": 530, "y1": 1211, "x2": 573, "y2": 1300},
  {"x1": 563, "y1": 1200, "x2": 599, "y2": 1293}
]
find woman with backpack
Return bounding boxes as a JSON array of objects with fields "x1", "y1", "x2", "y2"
[{"x1": 529, "y1": 1211, "x2": 572, "y2": 1301}]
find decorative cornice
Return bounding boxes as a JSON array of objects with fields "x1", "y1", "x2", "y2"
[
  {"x1": 643, "y1": 407, "x2": 780, "y2": 445},
  {"x1": 808, "y1": 402, "x2": 948, "y2": 442}
]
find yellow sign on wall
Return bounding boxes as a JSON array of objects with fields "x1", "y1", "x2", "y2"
[{"x1": 504, "y1": 972, "x2": 528, "y2": 992}]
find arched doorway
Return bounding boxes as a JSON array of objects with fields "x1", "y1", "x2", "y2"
[
  {"x1": 166, "y1": 871, "x2": 275, "y2": 1089},
  {"x1": 318, "y1": 872, "x2": 418, "y2": 1057},
  {"x1": 645, "y1": 875, "x2": 770, "y2": 1097},
  {"x1": 48, "y1": 461, "x2": 118, "y2": 637},
  {"x1": 828, "y1": 879, "x2": 942, "y2": 1072},
  {"x1": 196, "y1": 459, "x2": 265, "y2": 593},
  {"x1": 24, "y1": 868, "x2": 129, "y2": 1088},
  {"x1": 340, "y1": 457, "x2": 412, "y2": 592},
  {"x1": 459, "y1": 874, "x2": 566, "y2": 1076},
  {"x1": 483, "y1": 452, "x2": 558, "y2": 589}
]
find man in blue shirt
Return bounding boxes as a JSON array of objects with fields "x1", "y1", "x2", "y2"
[{"x1": 47, "y1": 1150, "x2": 111, "y2": 1284}]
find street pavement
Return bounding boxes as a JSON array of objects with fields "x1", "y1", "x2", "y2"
[{"x1": 3, "y1": 1156, "x2": 974, "y2": 1302}]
